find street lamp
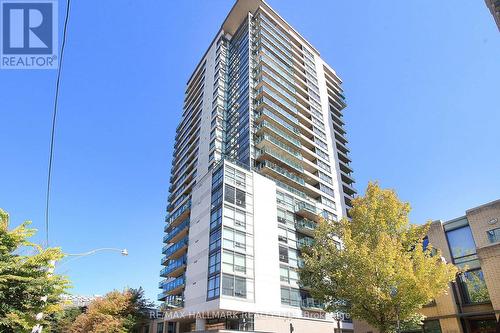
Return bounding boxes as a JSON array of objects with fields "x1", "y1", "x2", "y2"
[
  {"x1": 31, "y1": 247, "x2": 128, "y2": 333},
  {"x1": 390, "y1": 287, "x2": 400, "y2": 333},
  {"x1": 332, "y1": 311, "x2": 343, "y2": 333}
]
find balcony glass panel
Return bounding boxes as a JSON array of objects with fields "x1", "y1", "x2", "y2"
[{"x1": 164, "y1": 236, "x2": 188, "y2": 258}]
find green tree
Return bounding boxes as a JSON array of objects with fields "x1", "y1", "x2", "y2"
[
  {"x1": 300, "y1": 183, "x2": 457, "y2": 333},
  {"x1": 49, "y1": 306, "x2": 84, "y2": 333},
  {"x1": 0, "y1": 208, "x2": 70, "y2": 332},
  {"x1": 69, "y1": 288, "x2": 153, "y2": 333}
]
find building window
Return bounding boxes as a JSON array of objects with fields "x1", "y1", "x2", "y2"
[
  {"x1": 156, "y1": 322, "x2": 164, "y2": 333},
  {"x1": 224, "y1": 166, "x2": 246, "y2": 187},
  {"x1": 211, "y1": 186, "x2": 223, "y2": 208},
  {"x1": 209, "y1": 228, "x2": 221, "y2": 252},
  {"x1": 280, "y1": 265, "x2": 299, "y2": 284},
  {"x1": 208, "y1": 250, "x2": 221, "y2": 275},
  {"x1": 224, "y1": 184, "x2": 246, "y2": 208},
  {"x1": 280, "y1": 286, "x2": 301, "y2": 306},
  {"x1": 467, "y1": 318, "x2": 497, "y2": 333},
  {"x1": 459, "y1": 269, "x2": 490, "y2": 304},
  {"x1": 222, "y1": 250, "x2": 246, "y2": 274},
  {"x1": 446, "y1": 225, "x2": 477, "y2": 265},
  {"x1": 223, "y1": 227, "x2": 246, "y2": 252},
  {"x1": 423, "y1": 236, "x2": 429, "y2": 251},
  {"x1": 222, "y1": 274, "x2": 246, "y2": 298},
  {"x1": 210, "y1": 208, "x2": 222, "y2": 230},
  {"x1": 486, "y1": 227, "x2": 500, "y2": 244},
  {"x1": 278, "y1": 226, "x2": 296, "y2": 245},
  {"x1": 422, "y1": 320, "x2": 442, "y2": 333},
  {"x1": 224, "y1": 205, "x2": 246, "y2": 229},
  {"x1": 207, "y1": 273, "x2": 220, "y2": 299},
  {"x1": 277, "y1": 208, "x2": 294, "y2": 226},
  {"x1": 279, "y1": 246, "x2": 288, "y2": 263}
]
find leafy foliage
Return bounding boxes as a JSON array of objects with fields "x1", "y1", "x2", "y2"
[
  {"x1": 68, "y1": 288, "x2": 153, "y2": 333},
  {"x1": 49, "y1": 306, "x2": 84, "y2": 333},
  {"x1": 0, "y1": 208, "x2": 70, "y2": 333},
  {"x1": 300, "y1": 183, "x2": 458, "y2": 333}
]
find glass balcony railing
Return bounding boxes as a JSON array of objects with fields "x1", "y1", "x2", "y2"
[
  {"x1": 255, "y1": 120, "x2": 301, "y2": 148},
  {"x1": 158, "y1": 292, "x2": 167, "y2": 301},
  {"x1": 160, "y1": 255, "x2": 187, "y2": 277},
  {"x1": 297, "y1": 236, "x2": 315, "y2": 248},
  {"x1": 165, "y1": 200, "x2": 191, "y2": 229},
  {"x1": 163, "y1": 236, "x2": 188, "y2": 258},
  {"x1": 256, "y1": 160, "x2": 305, "y2": 186},
  {"x1": 161, "y1": 275, "x2": 185, "y2": 294},
  {"x1": 163, "y1": 295, "x2": 184, "y2": 308},
  {"x1": 255, "y1": 134, "x2": 302, "y2": 159},
  {"x1": 296, "y1": 218, "x2": 316, "y2": 235},
  {"x1": 163, "y1": 218, "x2": 189, "y2": 243},
  {"x1": 256, "y1": 148, "x2": 303, "y2": 173},
  {"x1": 295, "y1": 201, "x2": 318, "y2": 215},
  {"x1": 301, "y1": 298, "x2": 324, "y2": 310},
  {"x1": 255, "y1": 108, "x2": 299, "y2": 135}
]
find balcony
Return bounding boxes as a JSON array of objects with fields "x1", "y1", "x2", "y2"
[
  {"x1": 160, "y1": 255, "x2": 187, "y2": 278},
  {"x1": 254, "y1": 108, "x2": 300, "y2": 137},
  {"x1": 161, "y1": 275, "x2": 186, "y2": 295},
  {"x1": 301, "y1": 298, "x2": 325, "y2": 311},
  {"x1": 163, "y1": 236, "x2": 188, "y2": 260},
  {"x1": 165, "y1": 200, "x2": 191, "y2": 230},
  {"x1": 255, "y1": 147, "x2": 303, "y2": 174},
  {"x1": 297, "y1": 236, "x2": 315, "y2": 249},
  {"x1": 342, "y1": 183, "x2": 356, "y2": 196},
  {"x1": 158, "y1": 292, "x2": 167, "y2": 302},
  {"x1": 255, "y1": 120, "x2": 301, "y2": 148},
  {"x1": 256, "y1": 160, "x2": 305, "y2": 188},
  {"x1": 163, "y1": 295, "x2": 184, "y2": 309},
  {"x1": 163, "y1": 218, "x2": 190, "y2": 244},
  {"x1": 295, "y1": 201, "x2": 322, "y2": 222},
  {"x1": 296, "y1": 218, "x2": 316, "y2": 236}
]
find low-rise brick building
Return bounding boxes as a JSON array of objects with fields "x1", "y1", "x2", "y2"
[{"x1": 354, "y1": 199, "x2": 500, "y2": 333}]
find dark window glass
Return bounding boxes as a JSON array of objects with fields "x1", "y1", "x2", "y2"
[
  {"x1": 486, "y1": 227, "x2": 500, "y2": 244},
  {"x1": 423, "y1": 320, "x2": 442, "y2": 333},
  {"x1": 156, "y1": 322, "x2": 164, "y2": 333},
  {"x1": 279, "y1": 246, "x2": 288, "y2": 263},
  {"x1": 211, "y1": 186, "x2": 223, "y2": 208},
  {"x1": 225, "y1": 185, "x2": 235, "y2": 204},
  {"x1": 235, "y1": 189, "x2": 246, "y2": 208},
  {"x1": 468, "y1": 319, "x2": 497, "y2": 333},
  {"x1": 459, "y1": 269, "x2": 490, "y2": 304}
]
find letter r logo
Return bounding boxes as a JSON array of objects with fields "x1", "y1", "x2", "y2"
[{"x1": 2, "y1": 2, "x2": 53, "y2": 54}]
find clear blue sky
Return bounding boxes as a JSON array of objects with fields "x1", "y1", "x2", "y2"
[{"x1": 0, "y1": 0, "x2": 498, "y2": 303}]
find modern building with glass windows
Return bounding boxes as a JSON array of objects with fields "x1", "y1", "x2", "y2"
[
  {"x1": 355, "y1": 199, "x2": 500, "y2": 333},
  {"x1": 159, "y1": 0, "x2": 355, "y2": 332}
]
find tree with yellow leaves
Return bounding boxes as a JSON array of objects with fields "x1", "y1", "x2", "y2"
[
  {"x1": 0, "y1": 208, "x2": 69, "y2": 333},
  {"x1": 69, "y1": 288, "x2": 152, "y2": 333},
  {"x1": 300, "y1": 183, "x2": 457, "y2": 333}
]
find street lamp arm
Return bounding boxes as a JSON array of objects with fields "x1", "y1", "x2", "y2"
[{"x1": 65, "y1": 248, "x2": 128, "y2": 257}]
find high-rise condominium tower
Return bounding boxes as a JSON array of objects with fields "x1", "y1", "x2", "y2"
[{"x1": 159, "y1": 1, "x2": 355, "y2": 332}]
